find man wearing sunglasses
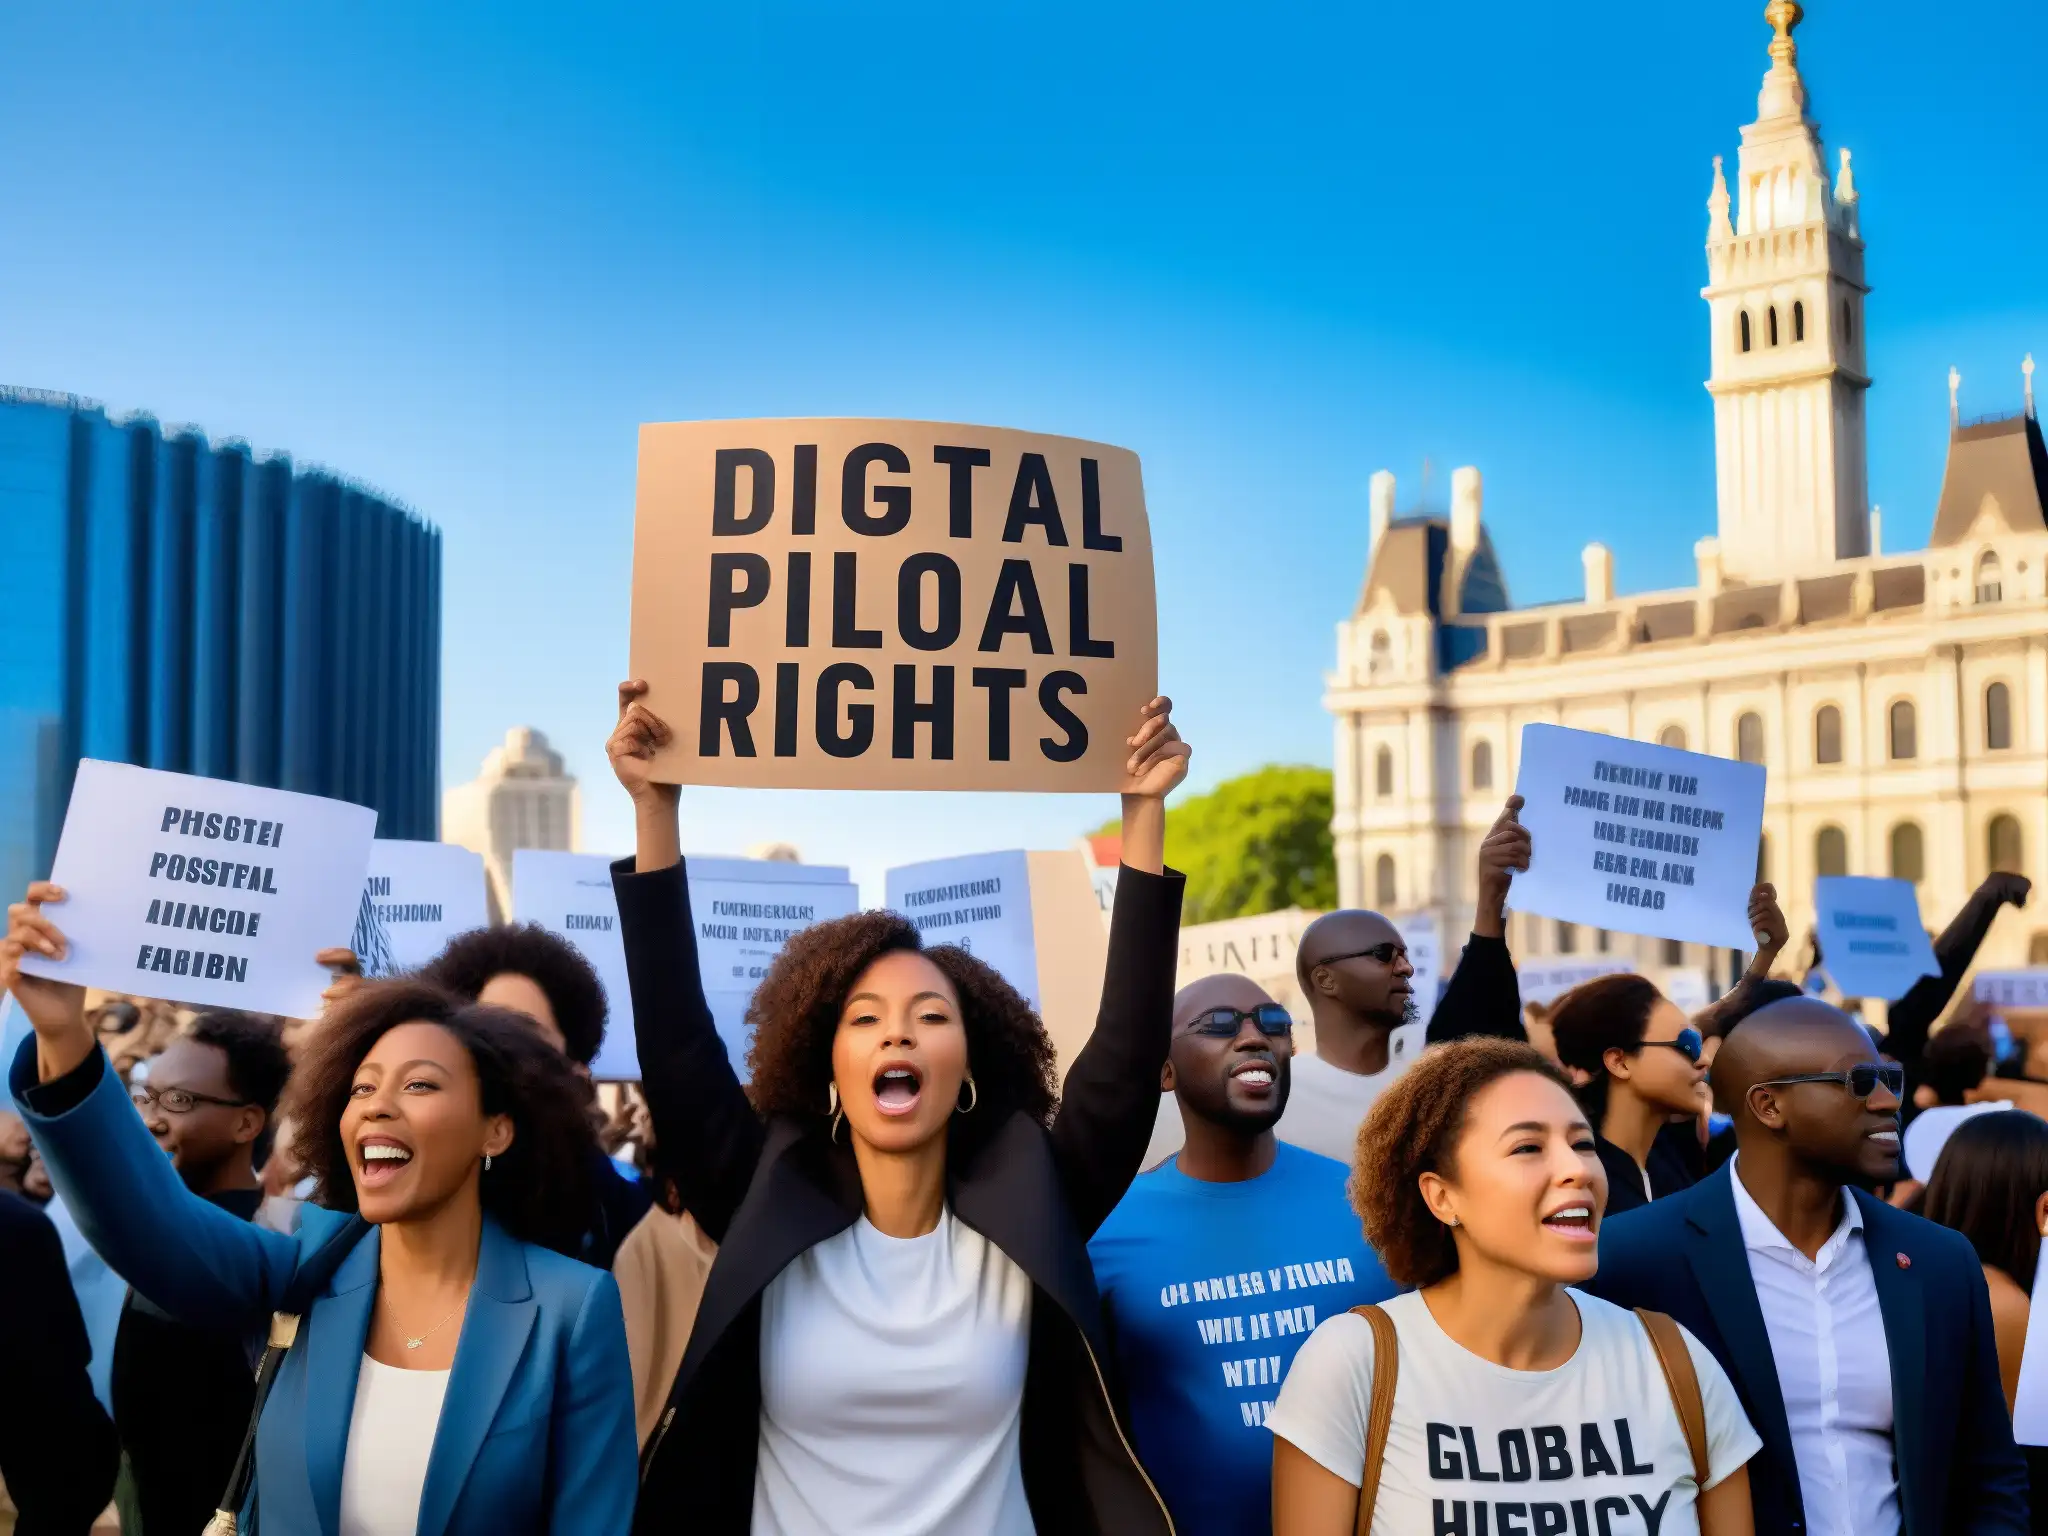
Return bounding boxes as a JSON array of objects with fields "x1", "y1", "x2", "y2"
[
  {"x1": 1589, "y1": 996, "x2": 2026, "y2": 1536},
  {"x1": 1089, "y1": 974, "x2": 1393, "y2": 1536}
]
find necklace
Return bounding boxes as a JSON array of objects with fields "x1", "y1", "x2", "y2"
[{"x1": 400, "y1": 1301, "x2": 464, "y2": 1351}]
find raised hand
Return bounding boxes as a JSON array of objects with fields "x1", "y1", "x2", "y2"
[
  {"x1": 1, "y1": 884, "x2": 95, "y2": 1080},
  {"x1": 1120, "y1": 696, "x2": 1191, "y2": 877},
  {"x1": 1474, "y1": 796, "x2": 1531, "y2": 938},
  {"x1": 611, "y1": 680, "x2": 683, "y2": 872},
  {"x1": 315, "y1": 947, "x2": 365, "y2": 1010},
  {"x1": 1980, "y1": 872, "x2": 2032, "y2": 910},
  {"x1": 1747, "y1": 882, "x2": 1789, "y2": 957}
]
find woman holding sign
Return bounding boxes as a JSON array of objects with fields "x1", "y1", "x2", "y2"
[
  {"x1": 2, "y1": 902, "x2": 638, "y2": 1536},
  {"x1": 607, "y1": 680, "x2": 1189, "y2": 1536}
]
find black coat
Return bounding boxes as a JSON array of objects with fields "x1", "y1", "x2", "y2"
[
  {"x1": 615, "y1": 855, "x2": 1184, "y2": 1535},
  {"x1": 0, "y1": 1189, "x2": 119, "y2": 1536}
]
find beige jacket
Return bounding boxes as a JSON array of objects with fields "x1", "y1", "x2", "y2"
[{"x1": 612, "y1": 1205, "x2": 718, "y2": 1447}]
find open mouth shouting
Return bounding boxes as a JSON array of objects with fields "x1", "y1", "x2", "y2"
[
  {"x1": 873, "y1": 1062, "x2": 924, "y2": 1118},
  {"x1": 358, "y1": 1133, "x2": 415, "y2": 1189},
  {"x1": 1541, "y1": 1202, "x2": 1597, "y2": 1243}
]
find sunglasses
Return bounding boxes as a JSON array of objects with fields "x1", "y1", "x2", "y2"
[
  {"x1": 1183, "y1": 1004, "x2": 1294, "y2": 1038},
  {"x1": 1635, "y1": 1028, "x2": 1705, "y2": 1065},
  {"x1": 1317, "y1": 943, "x2": 1408, "y2": 967},
  {"x1": 1757, "y1": 1063, "x2": 1906, "y2": 1100}
]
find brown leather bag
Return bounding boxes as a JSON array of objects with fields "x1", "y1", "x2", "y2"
[{"x1": 1345, "y1": 1303, "x2": 1709, "y2": 1534}]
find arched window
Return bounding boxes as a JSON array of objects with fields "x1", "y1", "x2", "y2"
[
  {"x1": 2033, "y1": 932, "x2": 2048, "y2": 967},
  {"x1": 1890, "y1": 822, "x2": 1925, "y2": 884},
  {"x1": 1470, "y1": 740, "x2": 1494, "y2": 792},
  {"x1": 1556, "y1": 922, "x2": 1578, "y2": 955},
  {"x1": 1986, "y1": 682, "x2": 2013, "y2": 751},
  {"x1": 1736, "y1": 711, "x2": 1765, "y2": 765},
  {"x1": 1768, "y1": 306, "x2": 1780, "y2": 346},
  {"x1": 1374, "y1": 745, "x2": 1394, "y2": 798},
  {"x1": 1989, "y1": 814, "x2": 2024, "y2": 875},
  {"x1": 1841, "y1": 299, "x2": 1852, "y2": 342},
  {"x1": 1889, "y1": 700, "x2": 1918, "y2": 760},
  {"x1": 1816, "y1": 825, "x2": 1848, "y2": 878},
  {"x1": 1374, "y1": 853, "x2": 1397, "y2": 909},
  {"x1": 1658, "y1": 725, "x2": 1687, "y2": 751},
  {"x1": 1661, "y1": 937, "x2": 1685, "y2": 965},
  {"x1": 1793, "y1": 300, "x2": 1805, "y2": 341},
  {"x1": 1814, "y1": 704, "x2": 1843, "y2": 765},
  {"x1": 1977, "y1": 551, "x2": 2003, "y2": 604},
  {"x1": 1739, "y1": 312, "x2": 1752, "y2": 353}
]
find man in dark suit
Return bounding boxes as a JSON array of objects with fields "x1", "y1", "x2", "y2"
[
  {"x1": 1585, "y1": 996, "x2": 2026, "y2": 1535},
  {"x1": 0, "y1": 1187, "x2": 119, "y2": 1534}
]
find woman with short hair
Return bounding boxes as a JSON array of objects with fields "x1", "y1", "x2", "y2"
[{"x1": 1269, "y1": 1037, "x2": 1760, "y2": 1535}]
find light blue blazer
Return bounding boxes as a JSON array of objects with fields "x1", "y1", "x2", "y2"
[{"x1": 10, "y1": 1039, "x2": 638, "y2": 1536}]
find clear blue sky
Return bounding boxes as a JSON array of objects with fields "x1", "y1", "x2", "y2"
[{"x1": 3, "y1": 1, "x2": 2042, "y2": 900}]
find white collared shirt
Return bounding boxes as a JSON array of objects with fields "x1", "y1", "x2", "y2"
[{"x1": 1729, "y1": 1158, "x2": 1900, "y2": 1536}]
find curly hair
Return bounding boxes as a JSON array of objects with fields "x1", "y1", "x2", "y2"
[
  {"x1": 285, "y1": 980, "x2": 600, "y2": 1255},
  {"x1": 418, "y1": 925, "x2": 609, "y2": 1067},
  {"x1": 744, "y1": 910, "x2": 1057, "y2": 1147},
  {"x1": 1548, "y1": 973, "x2": 1667, "y2": 1124},
  {"x1": 1351, "y1": 1037, "x2": 1576, "y2": 1289}
]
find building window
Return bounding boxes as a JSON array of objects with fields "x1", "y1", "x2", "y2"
[
  {"x1": 1768, "y1": 306, "x2": 1780, "y2": 346},
  {"x1": 1736, "y1": 711, "x2": 1765, "y2": 765},
  {"x1": 1987, "y1": 682, "x2": 2014, "y2": 750},
  {"x1": 1595, "y1": 928, "x2": 1611, "y2": 954},
  {"x1": 1369, "y1": 629, "x2": 1391, "y2": 673},
  {"x1": 1990, "y1": 814, "x2": 2024, "y2": 875},
  {"x1": 1977, "y1": 551, "x2": 2003, "y2": 604},
  {"x1": 1793, "y1": 300, "x2": 1805, "y2": 341},
  {"x1": 1890, "y1": 822, "x2": 1925, "y2": 884},
  {"x1": 1889, "y1": 700, "x2": 1918, "y2": 760},
  {"x1": 1661, "y1": 937, "x2": 1684, "y2": 966},
  {"x1": 1816, "y1": 825, "x2": 1848, "y2": 878},
  {"x1": 1658, "y1": 725, "x2": 1687, "y2": 751},
  {"x1": 1374, "y1": 853, "x2": 1397, "y2": 909},
  {"x1": 1813, "y1": 704, "x2": 1843, "y2": 765},
  {"x1": 1739, "y1": 312, "x2": 1752, "y2": 353},
  {"x1": 1374, "y1": 746, "x2": 1394, "y2": 798},
  {"x1": 1470, "y1": 740, "x2": 1494, "y2": 792},
  {"x1": 2033, "y1": 933, "x2": 2048, "y2": 967},
  {"x1": 1556, "y1": 921, "x2": 1578, "y2": 955}
]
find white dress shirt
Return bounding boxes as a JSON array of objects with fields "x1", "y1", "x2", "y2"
[{"x1": 1729, "y1": 1158, "x2": 1900, "y2": 1536}]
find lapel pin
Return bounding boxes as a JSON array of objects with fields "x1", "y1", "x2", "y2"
[{"x1": 1896, "y1": 1252, "x2": 1912, "y2": 1270}]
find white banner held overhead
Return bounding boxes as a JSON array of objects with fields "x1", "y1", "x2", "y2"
[
  {"x1": 354, "y1": 841, "x2": 490, "y2": 977},
  {"x1": 19, "y1": 761, "x2": 376, "y2": 1019},
  {"x1": 887, "y1": 850, "x2": 1040, "y2": 1006},
  {"x1": 1507, "y1": 724, "x2": 1766, "y2": 950},
  {"x1": 514, "y1": 851, "x2": 638, "y2": 1081},
  {"x1": 1978, "y1": 971, "x2": 2048, "y2": 1010},
  {"x1": 1812, "y1": 876, "x2": 1939, "y2": 1002}
]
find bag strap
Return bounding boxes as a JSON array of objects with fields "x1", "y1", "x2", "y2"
[
  {"x1": 204, "y1": 1215, "x2": 372, "y2": 1535},
  {"x1": 1635, "y1": 1307, "x2": 1709, "y2": 1486},
  {"x1": 1348, "y1": 1304, "x2": 1399, "y2": 1536}
]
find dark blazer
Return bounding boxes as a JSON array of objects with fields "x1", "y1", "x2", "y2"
[
  {"x1": 1585, "y1": 1161, "x2": 2029, "y2": 1535},
  {"x1": 13, "y1": 1039, "x2": 639, "y2": 1536},
  {"x1": 1423, "y1": 931, "x2": 1524, "y2": 1043},
  {"x1": 617, "y1": 855, "x2": 1184, "y2": 1536},
  {"x1": 0, "y1": 1188, "x2": 119, "y2": 1536}
]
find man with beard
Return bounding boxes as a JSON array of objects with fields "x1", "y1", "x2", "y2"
[
  {"x1": 1588, "y1": 997, "x2": 2026, "y2": 1535},
  {"x1": 1089, "y1": 974, "x2": 1393, "y2": 1536}
]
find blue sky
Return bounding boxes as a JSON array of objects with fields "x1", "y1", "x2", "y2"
[{"x1": 3, "y1": 1, "x2": 2042, "y2": 900}]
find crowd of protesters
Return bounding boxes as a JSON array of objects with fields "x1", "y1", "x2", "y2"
[{"x1": 1, "y1": 680, "x2": 2044, "y2": 1534}]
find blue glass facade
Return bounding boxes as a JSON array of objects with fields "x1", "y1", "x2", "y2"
[{"x1": 0, "y1": 388, "x2": 440, "y2": 901}]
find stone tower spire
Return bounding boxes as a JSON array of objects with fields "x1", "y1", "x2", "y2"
[{"x1": 1703, "y1": 1, "x2": 1872, "y2": 580}]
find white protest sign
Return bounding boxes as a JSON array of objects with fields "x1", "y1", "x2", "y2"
[
  {"x1": 1978, "y1": 971, "x2": 2048, "y2": 1010},
  {"x1": 1519, "y1": 957, "x2": 1639, "y2": 1007},
  {"x1": 1903, "y1": 1099, "x2": 2013, "y2": 1183},
  {"x1": 2015, "y1": 1239, "x2": 2048, "y2": 1445},
  {"x1": 1388, "y1": 1021, "x2": 1428, "y2": 1070},
  {"x1": 687, "y1": 858, "x2": 860, "y2": 1064},
  {"x1": 514, "y1": 851, "x2": 637, "y2": 1081},
  {"x1": 1389, "y1": 910, "x2": 1445, "y2": 1011},
  {"x1": 1662, "y1": 967, "x2": 1713, "y2": 1014},
  {"x1": 353, "y1": 841, "x2": 490, "y2": 978},
  {"x1": 19, "y1": 761, "x2": 376, "y2": 1018},
  {"x1": 1508, "y1": 724, "x2": 1765, "y2": 949},
  {"x1": 1812, "y1": 877, "x2": 1938, "y2": 1002}
]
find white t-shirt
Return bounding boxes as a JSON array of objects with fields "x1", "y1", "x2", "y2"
[
  {"x1": 1267, "y1": 1290, "x2": 1760, "y2": 1536},
  {"x1": 338, "y1": 1355, "x2": 451, "y2": 1536},
  {"x1": 1142, "y1": 1050, "x2": 1406, "y2": 1170},
  {"x1": 755, "y1": 1209, "x2": 1036, "y2": 1535}
]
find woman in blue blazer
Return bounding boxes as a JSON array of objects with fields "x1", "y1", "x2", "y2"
[{"x1": 4, "y1": 882, "x2": 638, "y2": 1536}]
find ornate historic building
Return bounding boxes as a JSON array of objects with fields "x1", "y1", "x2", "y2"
[{"x1": 1325, "y1": 2, "x2": 2048, "y2": 997}]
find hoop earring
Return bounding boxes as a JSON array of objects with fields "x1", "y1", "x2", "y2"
[
  {"x1": 957, "y1": 1074, "x2": 978, "y2": 1115},
  {"x1": 828, "y1": 1082, "x2": 844, "y2": 1143}
]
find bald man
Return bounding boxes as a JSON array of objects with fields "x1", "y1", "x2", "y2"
[
  {"x1": 1587, "y1": 998, "x2": 2026, "y2": 1536},
  {"x1": 1089, "y1": 974, "x2": 1391, "y2": 1536}
]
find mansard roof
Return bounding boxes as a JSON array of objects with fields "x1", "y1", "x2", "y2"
[{"x1": 1930, "y1": 412, "x2": 2048, "y2": 546}]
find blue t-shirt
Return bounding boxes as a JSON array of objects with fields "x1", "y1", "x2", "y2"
[{"x1": 1089, "y1": 1139, "x2": 1395, "y2": 1536}]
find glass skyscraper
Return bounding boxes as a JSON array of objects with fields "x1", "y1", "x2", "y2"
[{"x1": 0, "y1": 386, "x2": 441, "y2": 902}]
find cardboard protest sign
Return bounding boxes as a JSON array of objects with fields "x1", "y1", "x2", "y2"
[
  {"x1": 352, "y1": 841, "x2": 490, "y2": 978},
  {"x1": 1978, "y1": 971, "x2": 2048, "y2": 1010},
  {"x1": 630, "y1": 420, "x2": 1158, "y2": 793},
  {"x1": 885, "y1": 848, "x2": 1109, "y2": 1074},
  {"x1": 19, "y1": 760, "x2": 376, "y2": 1018},
  {"x1": 2013, "y1": 1240, "x2": 2048, "y2": 1446},
  {"x1": 1507, "y1": 724, "x2": 1766, "y2": 949},
  {"x1": 1518, "y1": 957, "x2": 1638, "y2": 1007},
  {"x1": 1902, "y1": 1099, "x2": 2013, "y2": 1183},
  {"x1": 1812, "y1": 877, "x2": 1938, "y2": 1001}
]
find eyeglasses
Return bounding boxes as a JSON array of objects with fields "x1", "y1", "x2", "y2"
[
  {"x1": 131, "y1": 1085, "x2": 251, "y2": 1115},
  {"x1": 1316, "y1": 943, "x2": 1408, "y2": 967},
  {"x1": 1636, "y1": 1028, "x2": 1705, "y2": 1065},
  {"x1": 1183, "y1": 1005, "x2": 1294, "y2": 1038},
  {"x1": 1757, "y1": 1063, "x2": 1905, "y2": 1100}
]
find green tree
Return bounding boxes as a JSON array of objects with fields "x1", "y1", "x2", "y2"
[{"x1": 1099, "y1": 764, "x2": 1336, "y2": 924}]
